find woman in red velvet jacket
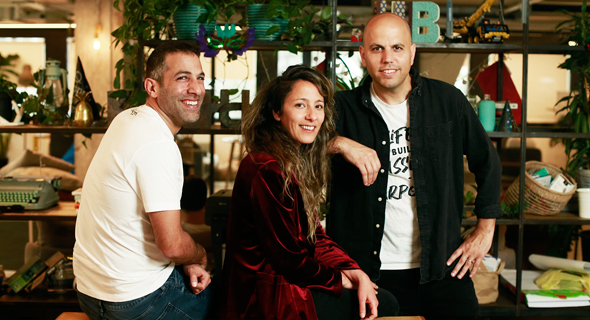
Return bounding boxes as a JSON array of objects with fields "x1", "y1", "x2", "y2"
[{"x1": 220, "y1": 65, "x2": 398, "y2": 320}]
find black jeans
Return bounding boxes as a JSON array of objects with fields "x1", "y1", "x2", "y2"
[
  {"x1": 311, "y1": 287, "x2": 398, "y2": 320},
  {"x1": 377, "y1": 268, "x2": 479, "y2": 319}
]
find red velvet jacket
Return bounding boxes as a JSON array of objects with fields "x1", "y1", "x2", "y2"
[{"x1": 221, "y1": 153, "x2": 360, "y2": 320}]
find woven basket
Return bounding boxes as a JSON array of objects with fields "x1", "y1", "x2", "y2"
[{"x1": 504, "y1": 161, "x2": 577, "y2": 215}]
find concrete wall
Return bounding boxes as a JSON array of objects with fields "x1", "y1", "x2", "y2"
[{"x1": 73, "y1": 0, "x2": 123, "y2": 180}]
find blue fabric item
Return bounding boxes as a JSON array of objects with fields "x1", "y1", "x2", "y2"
[{"x1": 62, "y1": 143, "x2": 75, "y2": 165}]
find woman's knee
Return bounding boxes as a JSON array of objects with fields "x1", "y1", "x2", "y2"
[{"x1": 377, "y1": 288, "x2": 399, "y2": 317}]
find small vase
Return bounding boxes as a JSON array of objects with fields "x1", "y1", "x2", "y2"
[
  {"x1": 73, "y1": 92, "x2": 94, "y2": 127},
  {"x1": 173, "y1": 4, "x2": 216, "y2": 40},
  {"x1": 246, "y1": 4, "x2": 289, "y2": 41}
]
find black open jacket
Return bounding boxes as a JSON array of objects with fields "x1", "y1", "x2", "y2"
[{"x1": 327, "y1": 68, "x2": 503, "y2": 284}]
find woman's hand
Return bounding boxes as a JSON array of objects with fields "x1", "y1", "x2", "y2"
[{"x1": 342, "y1": 269, "x2": 379, "y2": 320}]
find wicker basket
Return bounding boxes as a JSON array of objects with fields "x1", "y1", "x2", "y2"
[{"x1": 504, "y1": 161, "x2": 577, "y2": 215}]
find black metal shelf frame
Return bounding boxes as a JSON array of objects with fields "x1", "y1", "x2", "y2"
[{"x1": 2, "y1": 0, "x2": 588, "y2": 317}]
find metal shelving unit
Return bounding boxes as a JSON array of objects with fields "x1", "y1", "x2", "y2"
[{"x1": 3, "y1": 1, "x2": 587, "y2": 317}]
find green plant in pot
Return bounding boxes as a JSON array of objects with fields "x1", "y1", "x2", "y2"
[
  {"x1": 0, "y1": 53, "x2": 24, "y2": 122},
  {"x1": 110, "y1": 0, "x2": 222, "y2": 109},
  {"x1": 280, "y1": 4, "x2": 351, "y2": 54},
  {"x1": 240, "y1": 0, "x2": 295, "y2": 41},
  {"x1": 552, "y1": 0, "x2": 590, "y2": 258},
  {"x1": 110, "y1": 0, "x2": 180, "y2": 109},
  {"x1": 555, "y1": 0, "x2": 590, "y2": 179}
]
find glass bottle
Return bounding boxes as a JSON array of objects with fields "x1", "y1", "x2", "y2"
[
  {"x1": 42, "y1": 60, "x2": 66, "y2": 113},
  {"x1": 478, "y1": 94, "x2": 496, "y2": 132},
  {"x1": 53, "y1": 264, "x2": 67, "y2": 293}
]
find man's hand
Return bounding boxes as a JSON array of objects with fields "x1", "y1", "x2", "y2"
[
  {"x1": 342, "y1": 269, "x2": 379, "y2": 320},
  {"x1": 447, "y1": 218, "x2": 495, "y2": 279},
  {"x1": 183, "y1": 264, "x2": 211, "y2": 295},
  {"x1": 329, "y1": 136, "x2": 381, "y2": 186}
]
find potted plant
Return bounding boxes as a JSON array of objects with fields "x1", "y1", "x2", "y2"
[
  {"x1": 555, "y1": 0, "x2": 590, "y2": 179},
  {"x1": 241, "y1": 0, "x2": 295, "y2": 40},
  {"x1": 110, "y1": 0, "x2": 225, "y2": 110},
  {"x1": 0, "y1": 53, "x2": 23, "y2": 122},
  {"x1": 553, "y1": 0, "x2": 590, "y2": 258},
  {"x1": 280, "y1": 4, "x2": 351, "y2": 54},
  {"x1": 110, "y1": 0, "x2": 181, "y2": 109}
]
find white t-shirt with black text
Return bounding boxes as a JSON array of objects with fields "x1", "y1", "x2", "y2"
[{"x1": 370, "y1": 84, "x2": 421, "y2": 270}]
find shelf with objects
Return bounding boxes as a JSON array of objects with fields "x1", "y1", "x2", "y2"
[
  {"x1": 493, "y1": 2, "x2": 590, "y2": 316},
  {"x1": 65, "y1": 0, "x2": 587, "y2": 316}
]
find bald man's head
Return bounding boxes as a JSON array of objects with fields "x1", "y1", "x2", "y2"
[
  {"x1": 359, "y1": 12, "x2": 416, "y2": 102},
  {"x1": 363, "y1": 13, "x2": 412, "y2": 47}
]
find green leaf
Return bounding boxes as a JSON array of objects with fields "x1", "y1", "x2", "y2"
[
  {"x1": 321, "y1": 7, "x2": 331, "y2": 21},
  {"x1": 266, "y1": 26, "x2": 280, "y2": 36}
]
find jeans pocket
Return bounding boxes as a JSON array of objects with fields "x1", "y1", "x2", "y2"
[
  {"x1": 154, "y1": 303, "x2": 193, "y2": 320},
  {"x1": 104, "y1": 289, "x2": 164, "y2": 320}
]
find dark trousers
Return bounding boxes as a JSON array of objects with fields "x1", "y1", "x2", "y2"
[
  {"x1": 377, "y1": 268, "x2": 479, "y2": 319},
  {"x1": 311, "y1": 287, "x2": 399, "y2": 320}
]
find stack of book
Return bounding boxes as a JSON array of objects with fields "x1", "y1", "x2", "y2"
[
  {"x1": 500, "y1": 255, "x2": 590, "y2": 308},
  {"x1": 5, "y1": 251, "x2": 65, "y2": 293}
]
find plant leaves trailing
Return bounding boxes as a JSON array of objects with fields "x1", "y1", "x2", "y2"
[{"x1": 555, "y1": 0, "x2": 590, "y2": 176}]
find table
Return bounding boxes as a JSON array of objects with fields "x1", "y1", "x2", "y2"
[
  {"x1": 0, "y1": 202, "x2": 77, "y2": 222},
  {"x1": 0, "y1": 289, "x2": 81, "y2": 320}
]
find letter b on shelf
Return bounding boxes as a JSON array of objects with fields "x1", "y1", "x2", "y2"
[{"x1": 410, "y1": 1, "x2": 440, "y2": 43}]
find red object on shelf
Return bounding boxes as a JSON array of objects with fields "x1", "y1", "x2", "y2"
[{"x1": 475, "y1": 61, "x2": 522, "y2": 125}]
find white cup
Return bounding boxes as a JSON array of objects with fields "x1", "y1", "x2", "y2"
[{"x1": 577, "y1": 188, "x2": 590, "y2": 219}]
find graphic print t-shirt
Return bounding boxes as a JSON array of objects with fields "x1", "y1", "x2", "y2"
[{"x1": 371, "y1": 84, "x2": 421, "y2": 270}]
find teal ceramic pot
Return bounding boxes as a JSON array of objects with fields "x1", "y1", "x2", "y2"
[
  {"x1": 246, "y1": 4, "x2": 289, "y2": 41},
  {"x1": 173, "y1": 3, "x2": 216, "y2": 40}
]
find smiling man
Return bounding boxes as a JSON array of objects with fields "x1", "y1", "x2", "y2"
[
  {"x1": 73, "y1": 42, "x2": 211, "y2": 320},
  {"x1": 327, "y1": 13, "x2": 503, "y2": 317}
]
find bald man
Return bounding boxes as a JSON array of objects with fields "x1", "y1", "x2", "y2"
[{"x1": 327, "y1": 13, "x2": 502, "y2": 317}]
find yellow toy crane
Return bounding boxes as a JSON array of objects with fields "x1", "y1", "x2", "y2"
[
  {"x1": 453, "y1": 0, "x2": 496, "y2": 35},
  {"x1": 451, "y1": 0, "x2": 510, "y2": 43}
]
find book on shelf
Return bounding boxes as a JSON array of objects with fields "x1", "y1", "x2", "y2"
[
  {"x1": 500, "y1": 269, "x2": 590, "y2": 308},
  {"x1": 6, "y1": 251, "x2": 65, "y2": 293},
  {"x1": 525, "y1": 290, "x2": 590, "y2": 308},
  {"x1": 500, "y1": 268, "x2": 543, "y2": 302},
  {"x1": 22, "y1": 252, "x2": 66, "y2": 293}
]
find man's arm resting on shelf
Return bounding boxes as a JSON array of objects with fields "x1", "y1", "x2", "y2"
[
  {"x1": 328, "y1": 136, "x2": 381, "y2": 186},
  {"x1": 446, "y1": 218, "x2": 495, "y2": 279}
]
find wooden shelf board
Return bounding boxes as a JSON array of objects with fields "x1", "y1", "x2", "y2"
[
  {"x1": 523, "y1": 212, "x2": 590, "y2": 225},
  {"x1": 337, "y1": 41, "x2": 523, "y2": 53},
  {"x1": 479, "y1": 288, "x2": 518, "y2": 316},
  {"x1": 488, "y1": 131, "x2": 523, "y2": 138},
  {"x1": 528, "y1": 44, "x2": 586, "y2": 54},
  {"x1": 0, "y1": 125, "x2": 107, "y2": 134},
  {"x1": 0, "y1": 201, "x2": 77, "y2": 222},
  {"x1": 0, "y1": 125, "x2": 239, "y2": 135},
  {"x1": 462, "y1": 214, "x2": 520, "y2": 226}
]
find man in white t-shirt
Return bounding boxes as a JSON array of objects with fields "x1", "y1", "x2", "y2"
[{"x1": 73, "y1": 42, "x2": 211, "y2": 320}]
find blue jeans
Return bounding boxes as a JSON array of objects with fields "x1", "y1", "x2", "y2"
[{"x1": 77, "y1": 266, "x2": 211, "y2": 320}]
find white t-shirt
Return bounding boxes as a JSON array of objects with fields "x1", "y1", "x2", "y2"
[
  {"x1": 73, "y1": 105, "x2": 183, "y2": 302},
  {"x1": 370, "y1": 84, "x2": 421, "y2": 270}
]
